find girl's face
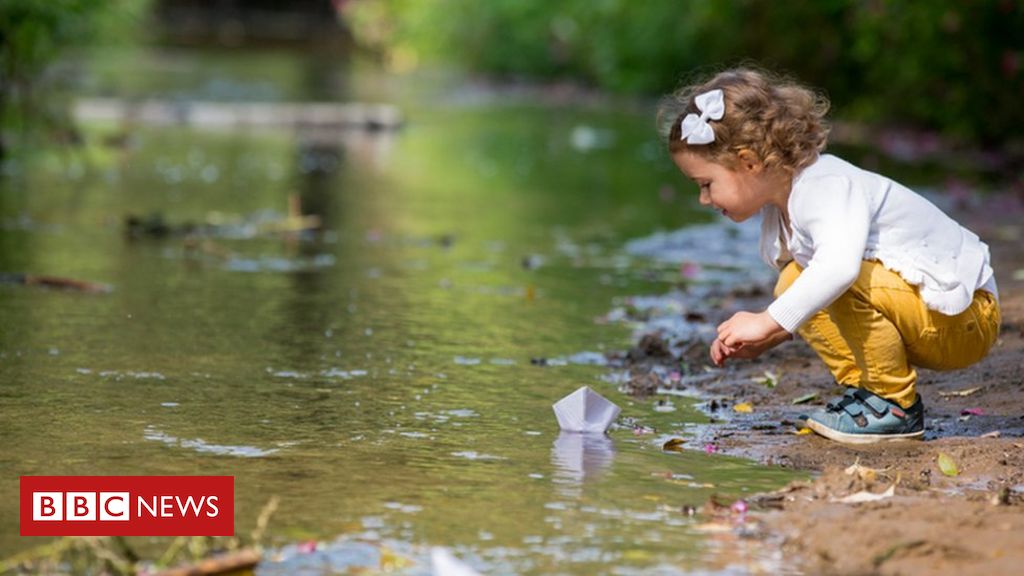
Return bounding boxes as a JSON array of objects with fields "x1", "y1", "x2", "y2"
[{"x1": 671, "y1": 151, "x2": 772, "y2": 222}]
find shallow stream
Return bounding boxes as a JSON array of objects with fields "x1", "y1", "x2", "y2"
[{"x1": 0, "y1": 48, "x2": 802, "y2": 574}]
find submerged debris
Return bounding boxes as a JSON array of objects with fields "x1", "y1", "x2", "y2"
[
  {"x1": 621, "y1": 370, "x2": 662, "y2": 397},
  {"x1": 0, "y1": 273, "x2": 111, "y2": 293},
  {"x1": 626, "y1": 333, "x2": 676, "y2": 364}
]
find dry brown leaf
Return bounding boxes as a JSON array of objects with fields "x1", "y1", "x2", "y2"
[
  {"x1": 831, "y1": 484, "x2": 895, "y2": 504},
  {"x1": 938, "y1": 386, "x2": 982, "y2": 398}
]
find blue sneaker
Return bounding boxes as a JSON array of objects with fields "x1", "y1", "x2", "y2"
[{"x1": 800, "y1": 387, "x2": 924, "y2": 444}]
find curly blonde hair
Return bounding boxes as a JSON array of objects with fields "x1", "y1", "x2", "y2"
[{"x1": 659, "y1": 68, "x2": 830, "y2": 173}]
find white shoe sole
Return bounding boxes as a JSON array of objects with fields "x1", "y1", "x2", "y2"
[{"x1": 804, "y1": 419, "x2": 924, "y2": 445}]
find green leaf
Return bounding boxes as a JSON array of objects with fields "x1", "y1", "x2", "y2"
[
  {"x1": 937, "y1": 452, "x2": 959, "y2": 477},
  {"x1": 792, "y1": 393, "x2": 818, "y2": 405},
  {"x1": 751, "y1": 370, "x2": 778, "y2": 388}
]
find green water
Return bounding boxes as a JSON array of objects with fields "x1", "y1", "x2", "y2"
[{"x1": 0, "y1": 48, "x2": 800, "y2": 574}]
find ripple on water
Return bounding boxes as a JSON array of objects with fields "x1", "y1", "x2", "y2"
[
  {"x1": 321, "y1": 368, "x2": 368, "y2": 379},
  {"x1": 96, "y1": 370, "x2": 167, "y2": 380},
  {"x1": 143, "y1": 426, "x2": 278, "y2": 458},
  {"x1": 451, "y1": 451, "x2": 506, "y2": 461}
]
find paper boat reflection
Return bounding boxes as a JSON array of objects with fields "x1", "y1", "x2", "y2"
[{"x1": 551, "y1": 431, "x2": 616, "y2": 483}]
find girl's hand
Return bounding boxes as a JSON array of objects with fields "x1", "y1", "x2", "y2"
[
  {"x1": 710, "y1": 332, "x2": 789, "y2": 366},
  {"x1": 709, "y1": 337, "x2": 736, "y2": 367},
  {"x1": 717, "y1": 311, "x2": 789, "y2": 352},
  {"x1": 720, "y1": 309, "x2": 782, "y2": 344}
]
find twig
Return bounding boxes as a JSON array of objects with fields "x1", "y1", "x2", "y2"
[{"x1": 154, "y1": 549, "x2": 260, "y2": 576}]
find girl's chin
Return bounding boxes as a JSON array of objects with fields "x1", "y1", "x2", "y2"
[{"x1": 723, "y1": 210, "x2": 752, "y2": 223}]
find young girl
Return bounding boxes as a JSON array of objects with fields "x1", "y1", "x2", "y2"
[{"x1": 659, "y1": 68, "x2": 1000, "y2": 444}]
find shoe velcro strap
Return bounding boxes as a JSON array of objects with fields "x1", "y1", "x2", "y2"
[
  {"x1": 827, "y1": 394, "x2": 857, "y2": 412},
  {"x1": 851, "y1": 388, "x2": 890, "y2": 418},
  {"x1": 841, "y1": 401, "x2": 865, "y2": 417}
]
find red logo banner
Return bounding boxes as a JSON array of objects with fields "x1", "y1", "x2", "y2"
[{"x1": 20, "y1": 476, "x2": 234, "y2": 536}]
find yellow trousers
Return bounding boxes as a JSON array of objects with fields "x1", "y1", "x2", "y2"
[{"x1": 775, "y1": 260, "x2": 1000, "y2": 408}]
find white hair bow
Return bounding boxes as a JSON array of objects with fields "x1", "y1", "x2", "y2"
[{"x1": 680, "y1": 89, "x2": 725, "y2": 145}]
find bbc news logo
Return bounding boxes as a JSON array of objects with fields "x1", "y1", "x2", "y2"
[{"x1": 21, "y1": 476, "x2": 233, "y2": 536}]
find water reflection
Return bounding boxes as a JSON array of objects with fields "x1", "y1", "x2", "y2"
[
  {"x1": 550, "y1": 431, "x2": 616, "y2": 486},
  {"x1": 0, "y1": 47, "x2": 807, "y2": 573}
]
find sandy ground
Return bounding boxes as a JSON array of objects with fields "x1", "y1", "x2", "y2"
[{"x1": 620, "y1": 195, "x2": 1024, "y2": 575}]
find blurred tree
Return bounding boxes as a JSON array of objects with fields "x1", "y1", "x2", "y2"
[
  {"x1": 154, "y1": 0, "x2": 350, "y2": 48},
  {"x1": 0, "y1": 0, "x2": 147, "y2": 159},
  {"x1": 342, "y1": 0, "x2": 1024, "y2": 147},
  {"x1": 848, "y1": 1, "x2": 1024, "y2": 144}
]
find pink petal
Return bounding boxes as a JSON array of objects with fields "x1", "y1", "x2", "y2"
[{"x1": 297, "y1": 540, "x2": 317, "y2": 554}]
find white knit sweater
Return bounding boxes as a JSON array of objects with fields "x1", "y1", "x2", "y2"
[{"x1": 763, "y1": 154, "x2": 998, "y2": 333}]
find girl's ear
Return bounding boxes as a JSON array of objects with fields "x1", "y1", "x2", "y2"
[{"x1": 736, "y1": 149, "x2": 763, "y2": 173}]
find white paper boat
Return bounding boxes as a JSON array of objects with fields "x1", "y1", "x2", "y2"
[{"x1": 552, "y1": 386, "x2": 621, "y2": 433}]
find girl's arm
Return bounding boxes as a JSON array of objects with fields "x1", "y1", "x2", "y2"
[
  {"x1": 716, "y1": 175, "x2": 869, "y2": 356},
  {"x1": 765, "y1": 175, "x2": 870, "y2": 333}
]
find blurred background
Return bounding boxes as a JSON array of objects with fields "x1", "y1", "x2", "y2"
[
  {"x1": 0, "y1": 1, "x2": 1021, "y2": 574},
  {"x1": 4, "y1": 0, "x2": 1024, "y2": 157}
]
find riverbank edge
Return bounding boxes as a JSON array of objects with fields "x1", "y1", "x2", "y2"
[{"x1": 615, "y1": 197, "x2": 1024, "y2": 575}]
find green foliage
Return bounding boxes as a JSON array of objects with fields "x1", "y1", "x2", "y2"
[
  {"x1": 847, "y1": 1, "x2": 1024, "y2": 144},
  {"x1": 0, "y1": 0, "x2": 148, "y2": 152},
  {"x1": 346, "y1": 0, "x2": 1024, "y2": 145}
]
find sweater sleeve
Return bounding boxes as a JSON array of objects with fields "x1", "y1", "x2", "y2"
[{"x1": 766, "y1": 176, "x2": 871, "y2": 332}]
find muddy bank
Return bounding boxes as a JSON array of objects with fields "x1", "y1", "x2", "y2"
[{"x1": 613, "y1": 193, "x2": 1024, "y2": 575}]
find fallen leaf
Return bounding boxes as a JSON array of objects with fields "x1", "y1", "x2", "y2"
[
  {"x1": 981, "y1": 430, "x2": 1001, "y2": 439},
  {"x1": 662, "y1": 438, "x2": 686, "y2": 452},
  {"x1": 792, "y1": 393, "x2": 818, "y2": 405},
  {"x1": 622, "y1": 549, "x2": 653, "y2": 561},
  {"x1": 831, "y1": 484, "x2": 895, "y2": 504},
  {"x1": 937, "y1": 452, "x2": 960, "y2": 477},
  {"x1": 793, "y1": 427, "x2": 813, "y2": 436},
  {"x1": 844, "y1": 459, "x2": 879, "y2": 482},
  {"x1": 733, "y1": 402, "x2": 753, "y2": 413},
  {"x1": 938, "y1": 386, "x2": 982, "y2": 398},
  {"x1": 751, "y1": 371, "x2": 778, "y2": 388},
  {"x1": 960, "y1": 408, "x2": 984, "y2": 416}
]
